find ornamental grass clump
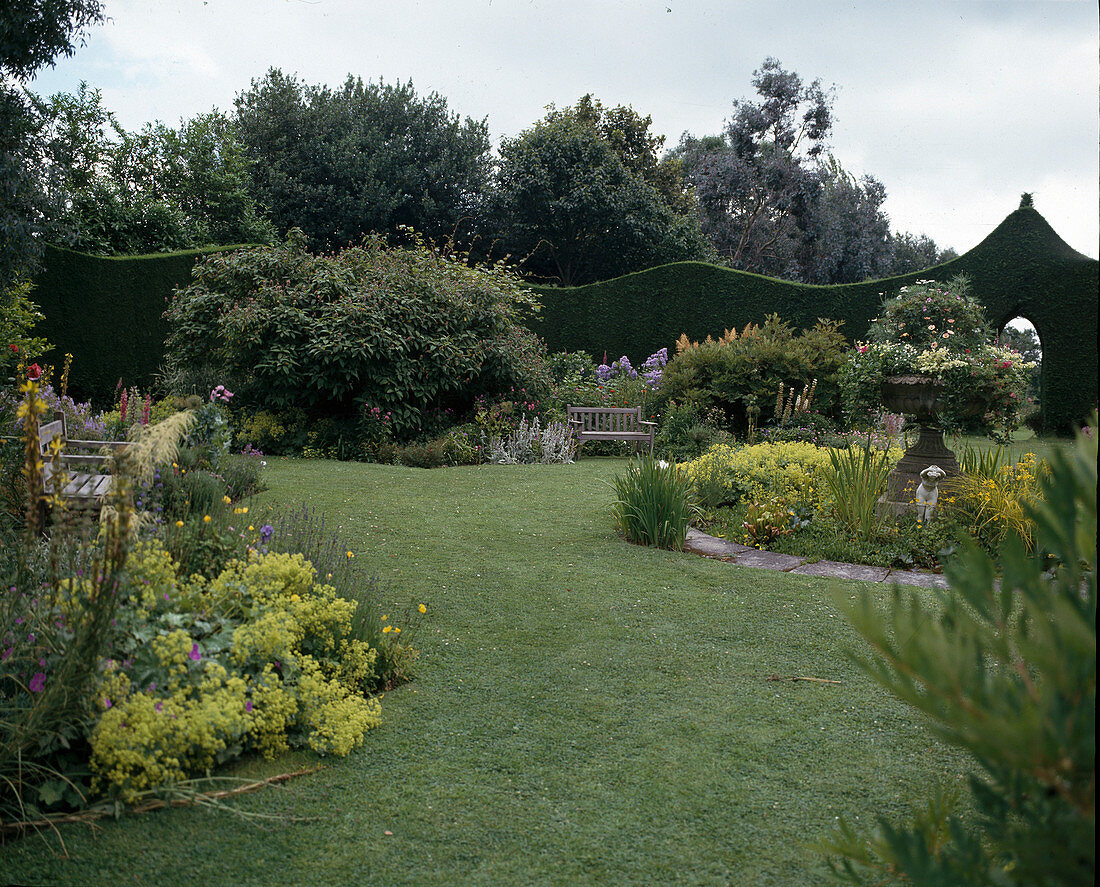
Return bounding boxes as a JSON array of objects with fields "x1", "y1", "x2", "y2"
[
  {"x1": 821, "y1": 445, "x2": 895, "y2": 541},
  {"x1": 611, "y1": 456, "x2": 697, "y2": 551}
]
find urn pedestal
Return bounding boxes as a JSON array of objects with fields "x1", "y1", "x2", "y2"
[{"x1": 878, "y1": 375, "x2": 969, "y2": 517}]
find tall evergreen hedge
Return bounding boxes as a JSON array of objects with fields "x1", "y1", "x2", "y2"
[
  {"x1": 31, "y1": 243, "x2": 244, "y2": 405},
  {"x1": 528, "y1": 208, "x2": 1097, "y2": 432},
  {"x1": 27, "y1": 208, "x2": 1096, "y2": 429}
]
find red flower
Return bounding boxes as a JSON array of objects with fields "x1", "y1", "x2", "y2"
[
  {"x1": 26, "y1": 363, "x2": 42, "y2": 381},
  {"x1": 8, "y1": 344, "x2": 17, "y2": 353}
]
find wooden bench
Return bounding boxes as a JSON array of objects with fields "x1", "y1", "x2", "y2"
[
  {"x1": 566, "y1": 406, "x2": 656, "y2": 456},
  {"x1": 38, "y1": 411, "x2": 128, "y2": 507}
]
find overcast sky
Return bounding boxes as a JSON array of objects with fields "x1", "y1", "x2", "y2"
[{"x1": 26, "y1": 0, "x2": 1100, "y2": 258}]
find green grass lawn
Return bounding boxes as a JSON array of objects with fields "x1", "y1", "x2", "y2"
[
  {"x1": 953, "y1": 430, "x2": 1075, "y2": 463},
  {"x1": 0, "y1": 458, "x2": 973, "y2": 886}
]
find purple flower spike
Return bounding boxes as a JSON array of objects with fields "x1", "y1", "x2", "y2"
[
  {"x1": 245, "y1": 700, "x2": 253, "y2": 713},
  {"x1": 189, "y1": 643, "x2": 202, "y2": 662},
  {"x1": 28, "y1": 672, "x2": 46, "y2": 693}
]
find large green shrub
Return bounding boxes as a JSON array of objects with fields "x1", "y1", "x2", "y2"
[
  {"x1": 659, "y1": 315, "x2": 847, "y2": 434},
  {"x1": 165, "y1": 230, "x2": 551, "y2": 440}
]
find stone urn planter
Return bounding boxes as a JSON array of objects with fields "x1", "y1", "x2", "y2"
[{"x1": 878, "y1": 374, "x2": 984, "y2": 517}]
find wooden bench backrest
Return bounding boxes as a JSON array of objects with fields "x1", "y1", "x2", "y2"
[{"x1": 567, "y1": 406, "x2": 642, "y2": 434}]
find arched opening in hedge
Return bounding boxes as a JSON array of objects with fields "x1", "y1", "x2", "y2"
[{"x1": 997, "y1": 316, "x2": 1043, "y2": 431}]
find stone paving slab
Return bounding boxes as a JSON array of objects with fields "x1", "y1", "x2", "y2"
[
  {"x1": 684, "y1": 528, "x2": 751, "y2": 557},
  {"x1": 792, "y1": 560, "x2": 890, "y2": 582},
  {"x1": 730, "y1": 549, "x2": 807, "y2": 571},
  {"x1": 884, "y1": 570, "x2": 950, "y2": 588}
]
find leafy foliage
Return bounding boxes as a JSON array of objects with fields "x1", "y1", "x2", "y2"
[
  {"x1": 488, "y1": 95, "x2": 709, "y2": 285},
  {"x1": 820, "y1": 444, "x2": 893, "y2": 540},
  {"x1": 35, "y1": 85, "x2": 274, "y2": 255},
  {"x1": 165, "y1": 230, "x2": 550, "y2": 440},
  {"x1": 234, "y1": 69, "x2": 490, "y2": 252},
  {"x1": 1, "y1": 0, "x2": 103, "y2": 288},
  {"x1": 825, "y1": 420, "x2": 1096, "y2": 885},
  {"x1": 659, "y1": 315, "x2": 848, "y2": 434}
]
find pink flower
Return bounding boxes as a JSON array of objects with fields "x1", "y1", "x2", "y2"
[
  {"x1": 29, "y1": 672, "x2": 46, "y2": 693},
  {"x1": 189, "y1": 643, "x2": 202, "y2": 661},
  {"x1": 26, "y1": 363, "x2": 42, "y2": 381}
]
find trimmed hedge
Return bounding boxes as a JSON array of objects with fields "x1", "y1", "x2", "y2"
[
  {"x1": 31, "y1": 243, "x2": 247, "y2": 404},
  {"x1": 529, "y1": 208, "x2": 1097, "y2": 432},
  {"x1": 27, "y1": 209, "x2": 1097, "y2": 429}
]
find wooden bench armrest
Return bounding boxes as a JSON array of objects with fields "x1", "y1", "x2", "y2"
[{"x1": 639, "y1": 420, "x2": 657, "y2": 427}]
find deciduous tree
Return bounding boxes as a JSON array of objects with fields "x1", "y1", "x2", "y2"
[
  {"x1": 1, "y1": 0, "x2": 103, "y2": 287},
  {"x1": 233, "y1": 69, "x2": 491, "y2": 251},
  {"x1": 488, "y1": 96, "x2": 708, "y2": 286}
]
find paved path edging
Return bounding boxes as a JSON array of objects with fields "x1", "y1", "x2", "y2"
[{"x1": 684, "y1": 528, "x2": 949, "y2": 588}]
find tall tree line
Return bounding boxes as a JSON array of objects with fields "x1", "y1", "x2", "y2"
[{"x1": 4, "y1": 32, "x2": 956, "y2": 288}]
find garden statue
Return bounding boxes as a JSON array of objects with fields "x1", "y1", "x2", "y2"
[
  {"x1": 914, "y1": 464, "x2": 946, "y2": 523},
  {"x1": 840, "y1": 276, "x2": 1034, "y2": 518}
]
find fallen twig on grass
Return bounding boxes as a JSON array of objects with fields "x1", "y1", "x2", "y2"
[
  {"x1": 0, "y1": 765, "x2": 324, "y2": 836},
  {"x1": 766, "y1": 674, "x2": 842, "y2": 684}
]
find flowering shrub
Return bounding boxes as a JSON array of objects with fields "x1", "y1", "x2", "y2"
[
  {"x1": 953, "y1": 451, "x2": 1048, "y2": 554},
  {"x1": 684, "y1": 440, "x2": 904, "y2": 514},
  {"x1": 660, "y1": 316, "x2": 848, "y2": 435},
  {"x1": 683, "y1": 441, "x2": 834, "y2": 510},
  {"x1": 839, "y1": 278, "x2": 1034, "y2": 439},
  {"x1": 1, "y1": 279, "x2": 50, "y2": 380}
]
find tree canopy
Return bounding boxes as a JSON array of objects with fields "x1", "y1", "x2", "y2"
[
  {"x1": 233, "y1": 69, "x2": 492, "y2": 251},
  {"x1": 487, "y1": 95, "x2": 709, "y2": 286},
  {"x1": 1, "y1": 0, "x2": 104, "y2": 288},
  {"x1": 675, "y1": 58, "x2": 954, "y2": 285},
  {"x1": 35, "y1": 84, "x2": 274, "y2": 254}
]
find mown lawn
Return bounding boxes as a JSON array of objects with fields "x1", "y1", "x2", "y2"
[{"x1": 0, "y1": 458, "x2": 973, "y2": 886}]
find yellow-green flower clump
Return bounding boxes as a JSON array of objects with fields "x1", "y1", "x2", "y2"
[
  {"x1": 684, "y1": 440, "x2": 903, "y2": 511},
  {"x1": 88, "y1": 545, "x2": 385, "y2": 801}
]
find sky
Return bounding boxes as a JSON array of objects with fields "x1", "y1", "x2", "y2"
[{"x1": 25, "y1": 0, "x2": 1100, "y2": 259}]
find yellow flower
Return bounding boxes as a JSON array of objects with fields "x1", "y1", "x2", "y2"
[
  {"x1": 346, "y1": 551, "x2": 354, "y2": 558},
  {"x1": 175, "y1": 520, "x2": 184, "y2": 528},
  {"x1": 290, "y1": 594, "x2": 300, "y2": 602},
  {"x1": 393, "y1": 627, "x2": 401, "y2": 634},
  {"x1": 382, "y1": 625, "x2": 392, "y2": 634},
  {"x1": 203, "y1": 515, "x2": 212, "y2": 523},
  {"x1": 418, "y1": 604, "x2": 427, "y2": 614},
  {"x1": 248, "y1": 525, "x2": 254, "y2": 531},
  {"x1": 223, "y1": 495, "x2": 232, "y2": 505},
  {"x1": 381, "y1": 615, "x2": 387, "y2": 621}
]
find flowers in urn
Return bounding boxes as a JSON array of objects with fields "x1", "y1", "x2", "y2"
[{"x1": 839, "y1": 277, "x2": 1034, "y2": 441}]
